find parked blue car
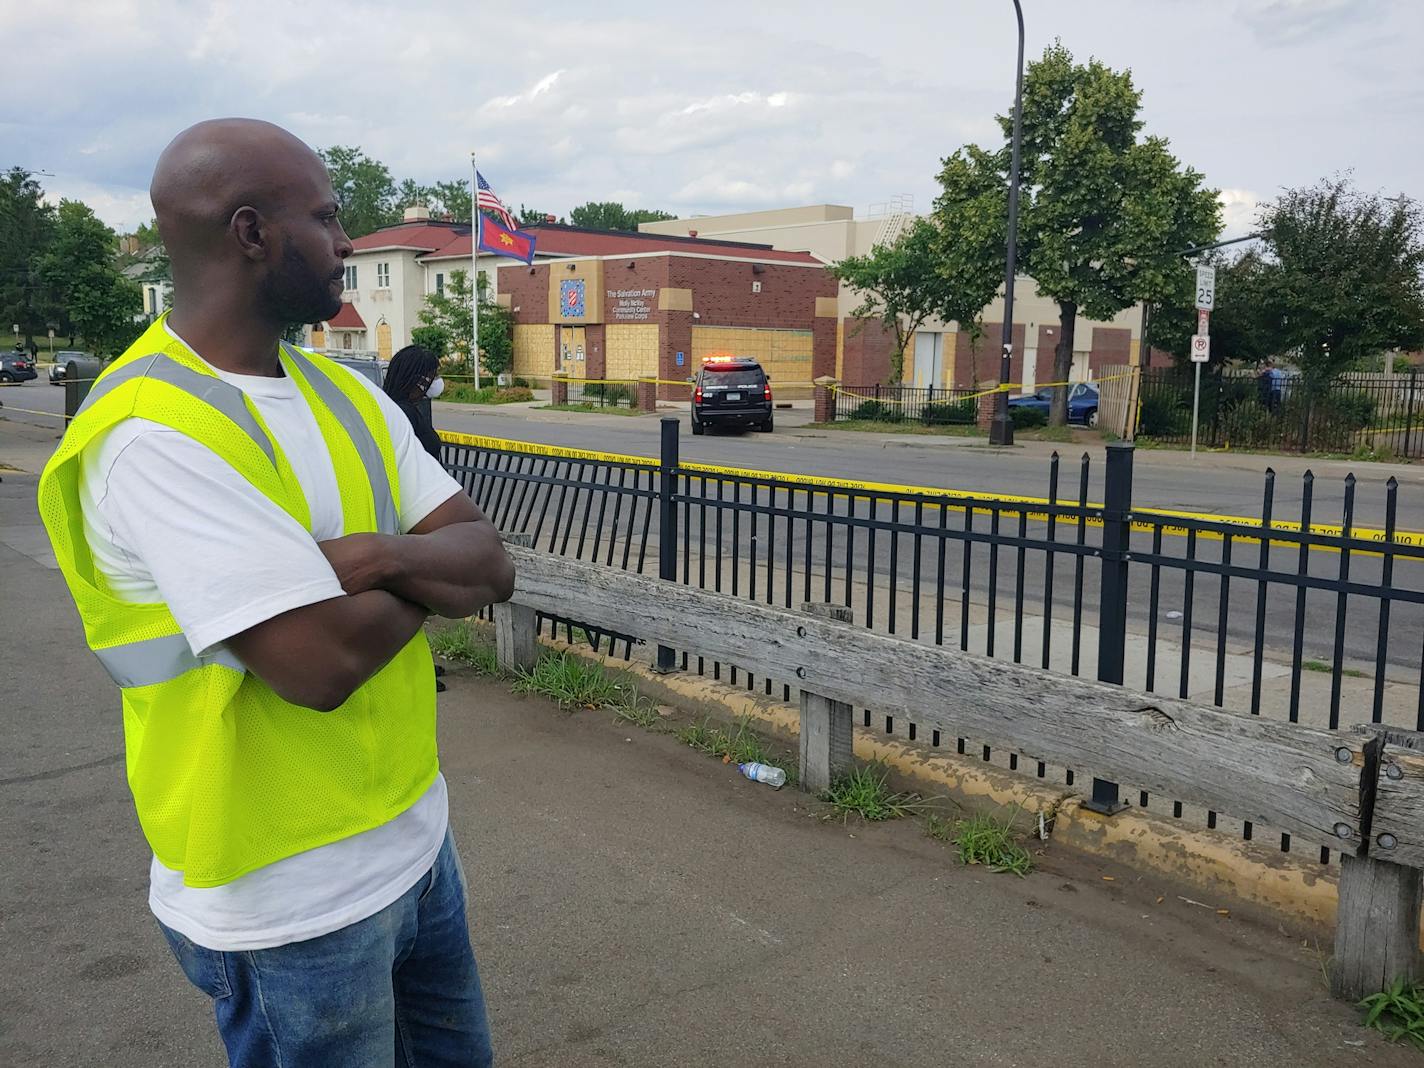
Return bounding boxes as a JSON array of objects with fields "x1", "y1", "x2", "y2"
[{"x1": 1007, "y1": 382, "x2": 1100, "y2": 427}]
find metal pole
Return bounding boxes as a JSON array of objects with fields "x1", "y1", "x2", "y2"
[
  {"x1": 1190, "y1": 360, "x2": 1202, "y2": 458},
  {"x1": 988, "y1": 0, "x2": 1026, "y2": 447},
  {"x1": 469, "y1": 153, "x2": 482, "y2": 391},
  {"x1": 1085, "y1": 441, "x2": 1133, "y2": 815},
  {"x1": 654, "y1": 416, "x2": 680, "y2": 673}
]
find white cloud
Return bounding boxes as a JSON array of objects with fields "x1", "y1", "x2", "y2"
[
  {"x1": 1218, "y1": 188, "x2": 1262, "y2": 238},
  {"x1": 484, "y1": 70, "x2": 566, "y2": 111},
  {"x1": 3, "y1": 0, "x2": 1420, "y2": 237}
]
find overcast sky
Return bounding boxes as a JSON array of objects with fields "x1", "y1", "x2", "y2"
[{"x1": 5, "y1": 0, "x2": 1420, "y2": 238}]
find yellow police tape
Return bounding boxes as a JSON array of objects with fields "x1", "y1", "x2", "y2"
[
  {"x1": 830, "y1": 370, "x2": 1137, "y2": 407},
  {"x1": 437, "y1": 430, "x2": 1424, "y2": 552}
]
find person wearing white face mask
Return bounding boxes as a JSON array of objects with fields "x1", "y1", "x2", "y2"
[{"x1": 384, "y1": 345, "x2": 445, "y2": 460}]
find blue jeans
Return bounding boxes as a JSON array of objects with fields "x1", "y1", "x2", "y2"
[{"x1": 159, "y1": 830, "x2": 493, "y2": 1067}]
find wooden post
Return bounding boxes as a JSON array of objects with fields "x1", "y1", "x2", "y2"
[
  {"x1": 494, "y1": 533, "x2": 538, "y2": 674},
  {"x1": 798, "y1": 602, "x2": 854, "y2": 793},
  {"x1": 1334, "y1": 725, "x2": 1424, "y2": 1000},
  {"x1": 1332, "y1": 854, "x2": 1422, "y2": 1000}
]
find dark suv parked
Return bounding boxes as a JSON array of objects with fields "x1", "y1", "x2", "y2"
[
  {"x1": 0, "y1": 347, "x2": 37, "y2": 383},
  {"x1": 691, "y1": 357, "x2": 773, "y2": 435}
]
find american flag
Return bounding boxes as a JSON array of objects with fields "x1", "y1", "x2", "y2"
[{"x1": 475, "y1": 171, "x2": 517, "y2": 230}]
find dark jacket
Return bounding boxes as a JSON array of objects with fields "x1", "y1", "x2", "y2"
[{"x1": 396, "y1": 397, "x2": 443, "y2": 460}]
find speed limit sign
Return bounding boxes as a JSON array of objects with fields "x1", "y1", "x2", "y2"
[{"x1": 1190, "y1": 334, "x2": 1210, "y2": 363}]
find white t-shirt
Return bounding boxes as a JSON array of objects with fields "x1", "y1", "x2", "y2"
[{"x1": 78, "y1": 327, "x2": 464, "y2": 951}]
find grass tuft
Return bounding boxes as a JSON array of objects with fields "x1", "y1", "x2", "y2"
[
  {"x1": 427, "y1": 621, "x2": 500, "y2": 676},
  {"x1": 513, "y1": 651, "x2": 633, "y2": 710},
  {"x1": 819, "y1": 765, "x2": 923, "y2": 822},
  {"x1": 1360, "y1": 978, "x2": 1424, "y2": 1051},
  {"x1": 954, "y1": 809, "x2": 1033, "y2": 877},
  {"x1": 676, "y1": 716, "x2": 797, "y2": 785},
  {"x1": 923, "y1": 813, "x2": 955, "y2": 842}
]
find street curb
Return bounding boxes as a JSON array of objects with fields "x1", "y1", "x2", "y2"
[{"x1": 537, "y1": 636, "x2": 1342, "y2": 938}]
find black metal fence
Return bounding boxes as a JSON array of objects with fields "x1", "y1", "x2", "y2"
[
  {"x1": 442, "y1": 424, "x2": 1424, "y2": 863},
  {"x1": 1138, "y1": 367, "x2": 1424, "y2": 458},
  {"x1": 832, "y1": 384, "x2": 978, "y2": 425}
]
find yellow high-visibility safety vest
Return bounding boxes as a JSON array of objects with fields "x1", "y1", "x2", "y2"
[{"x1": 37, "y1": 315, "x2": 438, "y2": 888}]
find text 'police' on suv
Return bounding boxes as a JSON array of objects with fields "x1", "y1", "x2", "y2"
[{"x1": 691, "y1": 357, "x2": 773, "y2": 435}]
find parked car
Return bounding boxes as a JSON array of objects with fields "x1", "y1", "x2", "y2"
[
  {"x1": 0, "y1": 347, "x2": 38, "y2": 384},
  {"x1": 1007, "y1": 382, "x2": 1100, "y2": 426},
  {"x1": 690, "y1": 356, "x2": 773, "y2": 435},
  {"x1": 48, "y1": 350, "x2": 95, "y2": 385}
]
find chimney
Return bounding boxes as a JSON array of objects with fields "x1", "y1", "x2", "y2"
[{"x1": 403, "y1": 204, "x2": 431, "y2": 223}]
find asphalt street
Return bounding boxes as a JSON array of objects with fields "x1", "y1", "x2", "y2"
[{"x1": 7, "y1": 380, "x2": 1424, "y2": 528}]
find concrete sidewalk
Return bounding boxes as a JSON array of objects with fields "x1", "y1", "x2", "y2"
[{"x1": 0, "y1": 468, "x2": 1414, "y2": 1066}]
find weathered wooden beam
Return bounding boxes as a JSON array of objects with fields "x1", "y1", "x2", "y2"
[
  {"x1": 507, "y1": 546, "x2": 1364, "y2": 848},
  {"x1": 799, "y1": 603, "x2": 854, "y2": 793},
  {"x1": 1356, "y1": 727, "x2": 1424, "y2": 868}
]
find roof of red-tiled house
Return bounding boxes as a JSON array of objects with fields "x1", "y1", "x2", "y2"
[
  {"x1": 416, "y1": 222, "x2": 823, "y2": 265},
  {"x1": 348, "y1": 221, "x2": 470, "y2": 253},
  {"x1": 325, "y1": 301, "x2": 366, "y2": 329}
]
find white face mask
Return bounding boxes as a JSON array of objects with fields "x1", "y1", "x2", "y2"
[{"x1": 425, "y1": 376, "x2": 445, "y2": 399}]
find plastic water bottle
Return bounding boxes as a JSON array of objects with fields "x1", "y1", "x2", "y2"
[{"x1": 739, "y1": 762, "x2": 787, "y2": 789}]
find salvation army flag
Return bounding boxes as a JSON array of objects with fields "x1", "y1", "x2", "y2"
[{"x1": 478, "y1": 215, "x2": 537, "y2": 264}]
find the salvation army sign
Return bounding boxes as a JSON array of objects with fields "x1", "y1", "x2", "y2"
[{"x1": 607, "y1": 288, "x2": 656, "y2": 322}]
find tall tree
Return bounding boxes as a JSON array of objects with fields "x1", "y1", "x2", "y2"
[
  {"x1": 568, "y1": 201, "x2": 674, "y2": 232},
  {"x1": 38, "y1": 200, "x2": 142, "y2": 354},
  {"x1": 431, "y1": 180, "x2": 473, "y2": 223},
  {"x1": 517, "y1": 204, "x2": 562, "y2": 226},
  {"x1": 1145, "y1": 248, "x2": 1284, "y2": 367},
  {"x1": 318, "y1": 145, "x2": 398, "y2": 238},
  {"x1": 934, "y1": 42, "x2": 1220, "y2": 424},
  {"x1": 831, "y1": 218, "x2": 999, "y2": 383},
  {"x1": 0, "y1": 167, "x2": 56, "y2": 349},
  {"x1": 1260, "y1": 178, "x2": 1424, "y2": 389}
]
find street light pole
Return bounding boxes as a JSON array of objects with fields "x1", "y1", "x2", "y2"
[{"x1": 989, "y1": 0, "x2": 1027, "y2": 447}]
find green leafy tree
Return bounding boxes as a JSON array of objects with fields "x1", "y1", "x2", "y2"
[
  {"x1": 395, "y1": 178, "x2": 435, "y2": 214},
  {"x1": 831, "y1": 219, "x2": 998, "y2": 383},
  {"x1": 568, "y1": 201, "x2": 674, "y2": 232},
  {"x1": 1260, "y1": 178, "x2": 1424, "y2": 390},
  {"x1": 934, "y1": 42, "x2": 1220, "y2": 423},
  {"x1": 410, "y1": 324, "x2": 450, "y2": 359},
  {"x1": 477, "y1": 300, "x2": 513, "y2": 377},
  {"x1": 1146, "y1": 249, "x2": 1283, "y2": 367},
  {"x1": 37, "y1": 200, "x2": 141, "y2": 354},
  {"x1": 0, "y1": 167, "x2": 57, "y2": 349},
  {"x1": 318, "y1": 145, "x2": 398, "y2": 238},
  {"x1": 517, "y1": 204, "x2": 562, "y2": 226},
  {"x1": 416, "y1": 268, "x2": 514, "y2": 378},
  {"x1": 432, "y1": 180, "x2": 472, "y2": 223}
]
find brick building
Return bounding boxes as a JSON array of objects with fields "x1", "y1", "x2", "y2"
[
  {"x1": 496, "y1": 226, "x2": 838, "y2": 396},
  {"x1": 641, "y1": 205, "x2": 1167, "y2": 389}
]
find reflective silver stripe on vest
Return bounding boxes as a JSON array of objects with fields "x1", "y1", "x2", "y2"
[
  {"x1": 282, "y1": 344, "x2": 399, "y2": 535},
  {"x1": 77, "y1": 352, "x2": 277, "y2": 468},
  {"x1": 93, "y1": 633, "x2": 245, "y2": 688}
]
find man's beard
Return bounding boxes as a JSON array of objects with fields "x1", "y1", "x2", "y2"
[{"x1": 259, "y1": 242, "x2": 342, "y2": 329}]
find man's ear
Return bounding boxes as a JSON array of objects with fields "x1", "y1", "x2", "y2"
[{"x1": 230, "y1": 205, "x2": 269, "y2": 262}]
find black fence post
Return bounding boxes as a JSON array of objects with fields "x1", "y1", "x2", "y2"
[
  {"x1": 1086, "y1": 441, "x2": 1133, "y2": 815},
  {"x1": 654, "y1": 416, "x2": 679, "y2": 673},
  {"x1": 1406, "y1": 370, "x2": 1419, "y2": 460}
]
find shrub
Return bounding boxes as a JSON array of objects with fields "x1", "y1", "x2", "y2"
[
  {"x1": 494, "y1": 386, "x2": 534, "y2": 403},
  {"x1": 1009, "y1": 406, "x2": 1047, "y2": 429},
  {"x1": 849, "y1": 400, "x2": 903, "y2": 422},
  {"x1": 921, "y1": 400, "x2": 976, "y2": 426},
  {"x1": 1139, "y1": 390, "x2": 1190, "y2": 438}
]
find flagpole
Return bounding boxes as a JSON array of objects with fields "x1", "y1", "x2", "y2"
[{"x1": 470, "y1": 151, "x2": 482, "y2": 390}]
